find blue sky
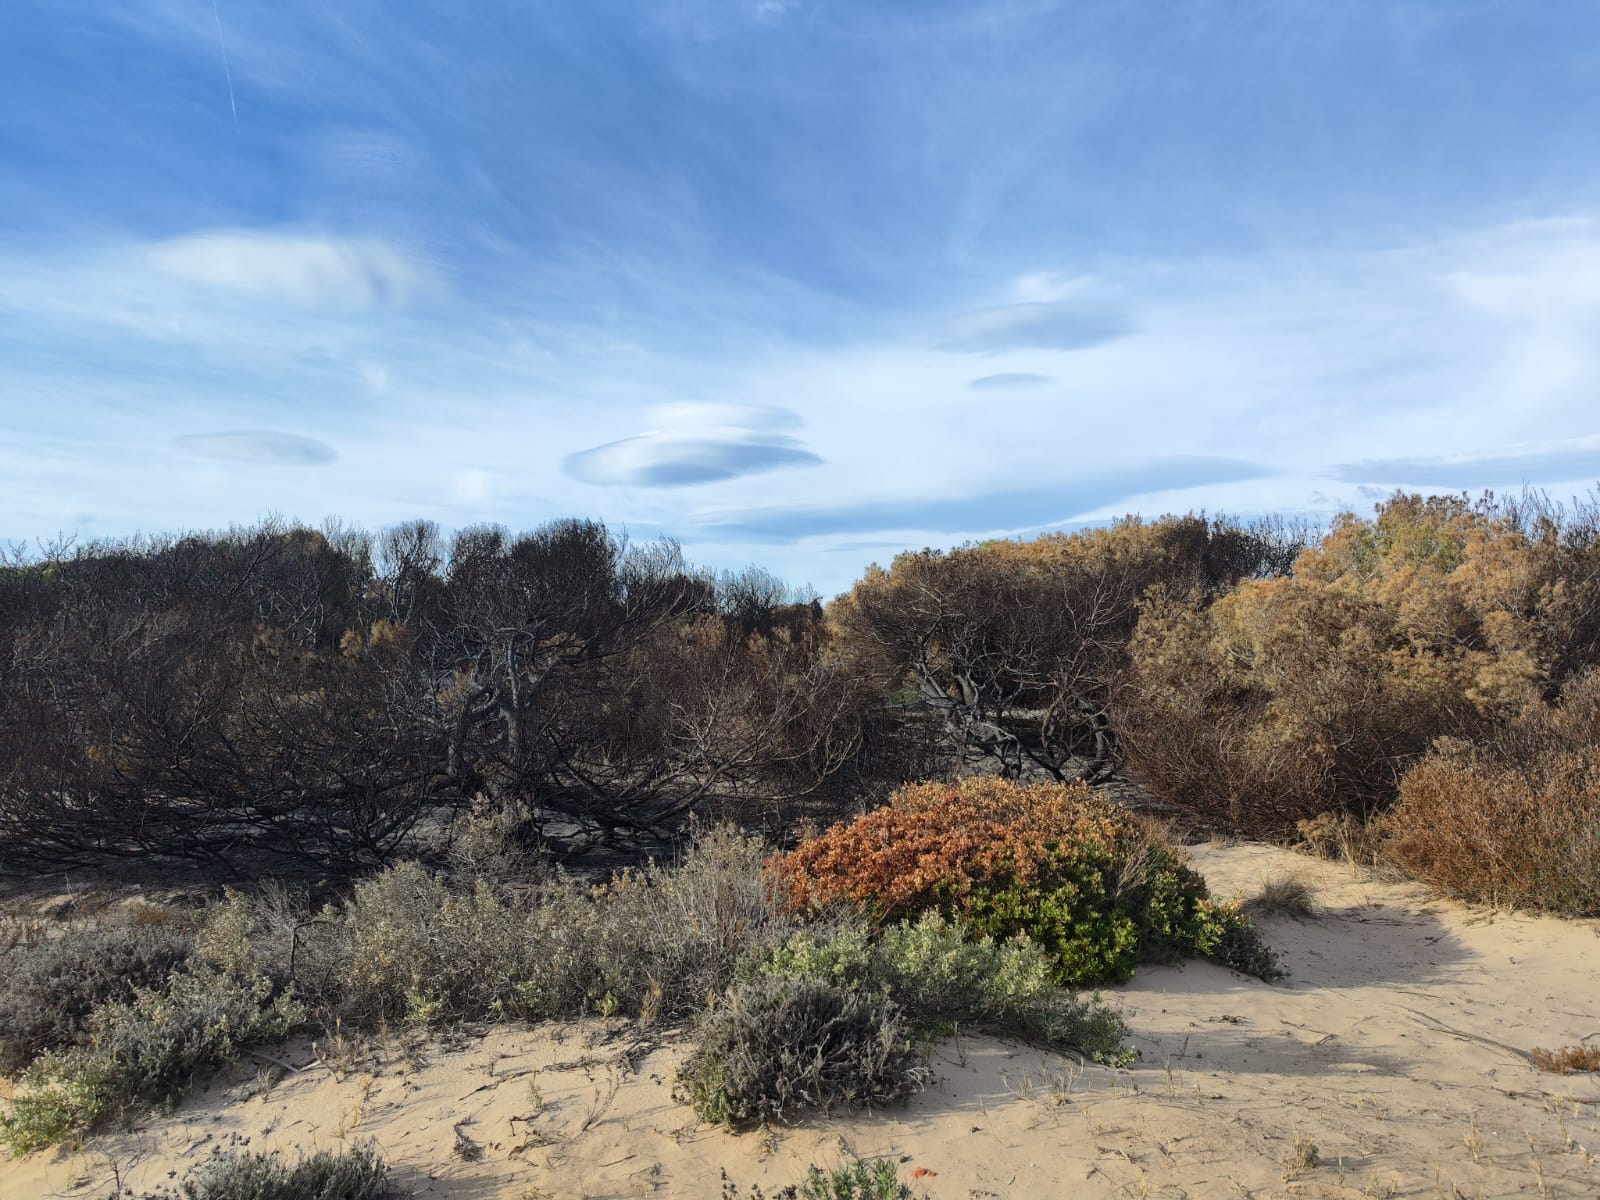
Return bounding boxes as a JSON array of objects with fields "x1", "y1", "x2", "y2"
[{"x1": 5, "y1": 1, "x2": 1600, "y2": 593}]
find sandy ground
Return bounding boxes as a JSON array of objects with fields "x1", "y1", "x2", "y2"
[{"x1": 3, "y1": 842, "x2": 1598, "y2": 1200}]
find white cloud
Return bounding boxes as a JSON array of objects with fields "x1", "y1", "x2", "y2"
[
  {"x1": 565, "y1": 403, "x2": 822, "y2": 487},
  {"x1": 451, "y1": 470, "x2": 494, "y2": 503},
  {"x1": 145, "y1": 231, "x2": 424, "y2": 309}
]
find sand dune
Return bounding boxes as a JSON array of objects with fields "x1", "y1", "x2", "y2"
[{"x1": 4, "y1": 842, "x2": 1597, "y2": 1199}]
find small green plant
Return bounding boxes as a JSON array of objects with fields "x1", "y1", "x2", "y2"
[
  {"x1": 721, "y1": 1158, "x2": 922, "y2": 1200},
  {"x1": 680, "y1": 976, "x2": 929, "y2": 1129},
  {"x1": 130, "y1": 1142, "x2": 398, "y2": 1199}
]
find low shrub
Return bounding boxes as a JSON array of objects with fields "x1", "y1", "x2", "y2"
[
  {"x1": 1384, "y1": 674, "x2": 1600, "y2": 916},
  {"x1": 1293, "y1": 811, "x2": 1382, "y2": 866},
  {"x1": 771, "y1": 778, "x2": 1281, "y2": 986},
  {"x1": 762, "y1": 913, "x2": 1131, "y2": 1063},
  {"x1": 679, "y1": 975, "x2": 929, "y2": 1128},
  {"x1": 574, "y1": 825, "x2": 800, "y2": 1021},
  {"x1": 133, "y1": 1143, "x2": 398, "y2": 1199},
  {"x1": 0, "y1": 967, "x2": 301, "y2": 1155},
  {"x1": 0, "y1": 914, "x2": 194, "y2": 1075},
  {"x1": 207, "y1": 826, "x2": 797, "y2": 1029}
]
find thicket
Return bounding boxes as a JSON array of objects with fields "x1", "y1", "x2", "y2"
[
  {"x1": 0, "y1": 966, "x2": 301, "y2": 1154},
  {"x1": 0, "y1": 519, "x2": 878, "y2": 872},
  {"x1": 1, "y1": 823, "x2": 1136, "y2": 1153},
  {"x1": 828, "y1": 515, "x2": 1308, "y2": 784},
  {"x1": 760, "y1": 912, "x2": 1131, "y2": 1060},
  {"x1": 0, "y1": 909, "x2": 195, "y2": 1075},
  {"x1": 772, "y1": 778, "x2": 1280, "y2": 986},
  {"x1": 1109, "y1": 490, "x2": 1600, "y2": 914}
]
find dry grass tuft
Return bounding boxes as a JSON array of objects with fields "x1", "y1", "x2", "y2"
[
  {"x1": 1530, "y1": 1042, "x2": 1600, "y2": 1074},
  {"x1": 1242, "y1": 875, "x2": 1318, "y2": 922},
  {"x1": 1285, "y1": 1132, "x2": 1321, "y2": 1174}
]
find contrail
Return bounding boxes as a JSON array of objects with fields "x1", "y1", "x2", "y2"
[{"x1": 210, "y1": 0, "x2": 239, "y2": 133}]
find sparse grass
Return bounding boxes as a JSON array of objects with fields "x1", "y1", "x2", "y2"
[
  {"x1": 1531, "y1": 1042, "x2": 1600, "y2": 1074},
  {"x1": 1242, "y1": 875, "x2": 1318, "y2": 922}
]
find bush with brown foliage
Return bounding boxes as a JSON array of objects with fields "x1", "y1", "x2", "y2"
[
  {"x1": 1383, "y1": 671, "x2": 1600, "y2": 916},
  {"x1": 1118, "y1": 492, "x2": 1591, "y2": 835},
  {"x1": 829, "y1": 516, "x2": 1307, "y2": 784},
  {"x1": 771, "y1": 777, "x2": 1280, "y2": 986}
]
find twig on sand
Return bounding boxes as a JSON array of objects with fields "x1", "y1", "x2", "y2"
[
  {"x1": 1394, "y1": 1006, "x2": 1535, "y2": 1065},
  {"x1": 246, "y1": 1049, "x2": 311, "y2": 1074}
]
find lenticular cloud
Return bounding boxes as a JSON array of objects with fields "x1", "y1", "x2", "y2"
[{"x1": 564, "y1": 403, "x2": 822, "y2": 487}]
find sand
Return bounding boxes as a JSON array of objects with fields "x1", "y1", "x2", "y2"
[{"x1": 3, "y1": 842, "x2": 1597, "y2": 1199}]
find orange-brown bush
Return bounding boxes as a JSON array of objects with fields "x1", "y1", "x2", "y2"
[
  {"x1": 770, "y1": 777, "x2": 1281, "y2": 986},
  {"x1": 1118, "y1": 493, "x2": 1586, "y2": 835},
  {"x1": 1383, "y1": 671, "x2": 1600, "y2": 916}
]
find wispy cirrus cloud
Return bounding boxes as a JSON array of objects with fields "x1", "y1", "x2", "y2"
[
  {"x1": 937, "y1": 299, "x2": 1131, "y2": 354},
  {"x1": 173, "y1": 431, "x2": 339, "y2": 465},
  {"x1": 968, "y1": 372, "x2": 1054, "y2": 390},
  {"x1": 145, "y1": 231, "x2": 425, "y2": 309}
]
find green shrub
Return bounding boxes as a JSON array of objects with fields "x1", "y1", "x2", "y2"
[
  {"x1": 0, "y1": 968, "x2": 302, "y2": 1155},
  {"x1": 763, "y1": 913, "x2": 1132, "y2": 1063},
  {"x1": 586, "y1": 826, "x2": 798, "y2": 1020},
  {"x1": 0, "y1": 915, "x2": 194, "y2": 1075},
  {"x1": 205, "y1": 826, "x2": 798, "y2": 1031},
  {"x1": 680, "y1": 975, "x2": 929, "y2": 1128},
  {"x1": 792, "y1": 1160, "x2": 917, "y2": 1200},
  {"x1": 773, "y1": 778, "x2": 1282, "y2": 986},
  {"x1": 723, "y1": 1158, "x2": 922, "y2": 1200},
  {"x1": 133, "y1": 1143, "x2": 398, "y2": 1199}
]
